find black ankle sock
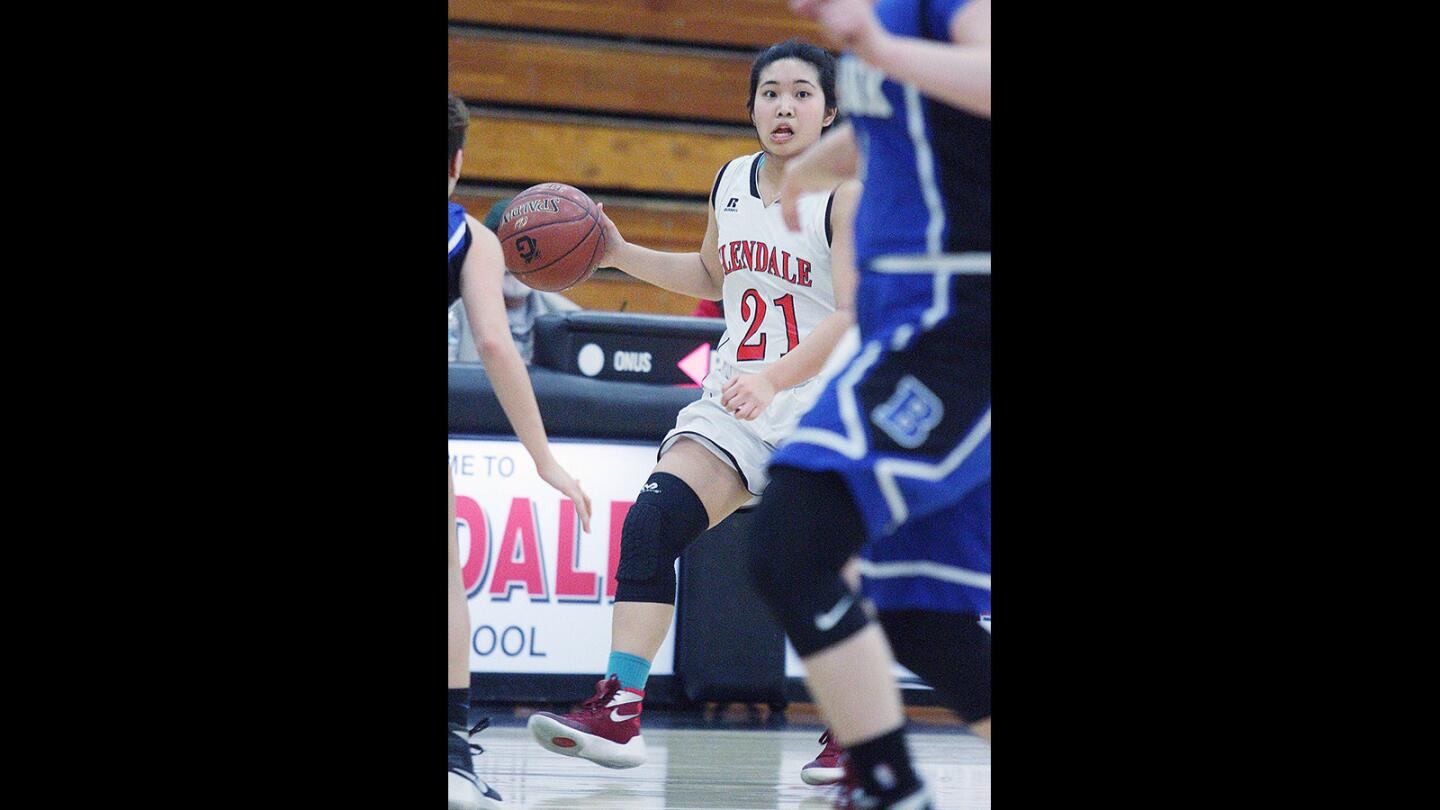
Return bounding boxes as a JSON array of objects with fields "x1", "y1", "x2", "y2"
[
  {"x1": 848, "y1": 727, "x2": 923, "y2": 803},
  {"x1": 448, "y1": 687, "x2": 470, "y2": 728}
]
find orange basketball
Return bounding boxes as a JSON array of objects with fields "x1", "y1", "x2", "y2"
[{"x1": 496, "y1": 183, "x2": 606, "y2": 292}]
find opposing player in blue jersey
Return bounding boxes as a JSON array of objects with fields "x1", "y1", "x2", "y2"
[
  {"x1": 744, "y1": 2, "x2": 991, "y2": 808},
  {"x1": 448, "y1": 94, "x2": 594, "y2": 810}
]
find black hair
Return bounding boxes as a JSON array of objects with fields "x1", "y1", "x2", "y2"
[
  {"x1": 448, "y1": 94, "x2": 469, "y2": 164},
  {"x1": 746, "y1": 39, "x2": 838, "y2": 117}
]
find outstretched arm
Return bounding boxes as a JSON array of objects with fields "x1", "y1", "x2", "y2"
[
  {"x1": 792, "y1": 0, "x2": 991, "y2": 118},
  {"x1": 590, "y1": 169, "x2": 728, "y2": 300},
  {"x1": 461, "y1": 216, "x2": 593, "y2": 530}
]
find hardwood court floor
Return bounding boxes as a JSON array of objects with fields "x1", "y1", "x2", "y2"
[{"x1": 467, "y1": 710, "x2": 990, "y2": 809}]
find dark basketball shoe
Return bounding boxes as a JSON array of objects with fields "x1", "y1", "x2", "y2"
[
  {"x1": 801, "y1": 728, "x2": 847, "y2": 785},
  {"x1": 449, "y1": 718, "x2": 503, "y2": 809},
  {"x1": 527, "y1": 676, "x2": 647, "y2": 768},
  {"x1": 833, "y1": 755, "x2": 933, "y2": 810}
]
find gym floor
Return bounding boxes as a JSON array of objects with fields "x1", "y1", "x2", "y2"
[{"x1": 467, "y1": 703, "x2": 990, "y2": 809}]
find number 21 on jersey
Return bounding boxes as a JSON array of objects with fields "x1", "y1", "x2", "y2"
[{"x1": 736, "y1": 289, "x2": 799, "y2": 361}]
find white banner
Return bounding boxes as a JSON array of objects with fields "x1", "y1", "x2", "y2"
[{"x1": 450, "y1": 436, "x2": 677, "y2": 675}]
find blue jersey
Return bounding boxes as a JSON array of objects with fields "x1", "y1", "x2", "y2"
[
  {"x1": 448, "y1": 202, "x2": 471, "y2": 307},
  {"x1": 772, "y1": 0, "x2": 990, "y2": 615},
  {"x1": 861, "y1": 480, "x2": 990, "y2": 615},
  {"x1": 836, "y1": 0, "x2": 989, "y2": 343}
]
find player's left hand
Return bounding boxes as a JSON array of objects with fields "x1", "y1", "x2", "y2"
[
  {"x1": 721, "y1": 373, "x2": 777, "y2": 421},
  {"x1": 537, "y1": 458, "x2": 593, "y2": 532}
]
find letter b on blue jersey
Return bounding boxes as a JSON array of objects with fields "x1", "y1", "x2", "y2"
[{"x1": 871, "y1": 376, "x2": 944, "y2": 449}]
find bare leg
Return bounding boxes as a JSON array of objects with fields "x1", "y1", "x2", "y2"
[
  {"x1": 610, "y1": 438, "x2": 753, "y2": 662},
  {"x1": 448, "y1": 467, "x2": 469, "y2": 689},
  {"x1": 799, "y1": 624, "x2": 907, "y2": 747},
  {"x1": 823, "y1": 564, "x2": 986, "y2": 746}
]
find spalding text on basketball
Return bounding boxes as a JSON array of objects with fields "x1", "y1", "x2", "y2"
[{"x1": 501, "y1": 198, "x2": 561, "y2": 224}]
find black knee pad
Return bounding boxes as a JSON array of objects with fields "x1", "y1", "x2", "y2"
[
  {"x1": 614, "y1": 472, "x2": 709, "y2": 604},
  {"x1": 746, "y1": 466, "x2": 871, "y2": 657},
  {"x1": 880, "y1": 610, "x2": 991, "y2": 723}
]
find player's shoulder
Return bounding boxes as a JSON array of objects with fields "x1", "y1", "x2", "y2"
[
  {"x1": 819, "y1": 179, "x2": 862, "y2": 244},
  {"x1": 946, "y1": 0, "x2": 989, "y2": 44},
  {"x1": 724, "y1": 151, "x2": 762, "y2": 175},
  {"x1": 465, "y1": 214, "x2": 501, "y2": 251},
  {"x1": 831, "y1": 179, "x2": 863, "y2": 212},
  {"x1": 711, "y1": 152, "x2": 761, "y2": 208}
]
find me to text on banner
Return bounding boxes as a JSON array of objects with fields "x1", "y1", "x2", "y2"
[{"x1": 450, "y1": 437, "x2": 679, "y2": 675}]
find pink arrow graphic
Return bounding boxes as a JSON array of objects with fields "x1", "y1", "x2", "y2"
[{"x1": 677, "y1": 342, "x2": 711, "y2": 387}]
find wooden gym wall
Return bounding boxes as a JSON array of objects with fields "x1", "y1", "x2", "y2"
[{"x1": 448, "y1": 0, "x2": 823, "y2": 314}]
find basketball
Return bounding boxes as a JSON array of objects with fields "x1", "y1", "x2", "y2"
[{"x1": 496, "y1": 183, "x2": 606, "y2": 292}]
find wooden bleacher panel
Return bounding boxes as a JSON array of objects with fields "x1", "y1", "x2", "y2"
[
  {"x1": 453, "y1": 191, "x2": 708, "y2": 256},
  {"x1": 449, "y1": 30, "x2": 754, "y2": 125},
  {"x1": 448, "y1": 1, "x2": 788, "y2": 314},
  {"x1": 461, "y1": 111, "x2": 757, "y2": 197},
  {"x1": 449, "y1": 0, "x2": 826, "y2": 50},
  {"x1": 559, "y1": 271, "x2": 703, "y2": 316}
]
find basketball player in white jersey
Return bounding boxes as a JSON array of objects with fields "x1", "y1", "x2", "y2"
[{"x1": 526, "y1": 40, "x2": 861, "y2": 778}]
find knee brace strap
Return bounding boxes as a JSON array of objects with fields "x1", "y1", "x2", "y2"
[{"x1": 614, "y1": 473, "x2": 709, "y2": 604}]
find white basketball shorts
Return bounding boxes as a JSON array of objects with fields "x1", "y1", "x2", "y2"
[{"x1": 659, "y1": 355, "x2": 825, "y2": 496}]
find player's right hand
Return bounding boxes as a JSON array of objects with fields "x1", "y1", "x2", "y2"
[
  {"x1": 721, "y1": 373, "x2": 777, "y2": 421},
  {"x1": 538, "y1": 457, "x2": 593, "y2": 533},
  {"x1": 594, "y1": 203, "x2": 626, "y2": 269}
]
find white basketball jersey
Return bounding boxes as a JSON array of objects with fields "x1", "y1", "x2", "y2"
[{"x1": 710, "y1": 152, "x2": 837, "y2": 372}]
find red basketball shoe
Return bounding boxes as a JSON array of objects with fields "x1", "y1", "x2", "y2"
[
  {"x1": 801, "y1": 728, "x2": 847, "y2": 785},
  {"x1": 527, "y1": 676, "x2": 647, "y2": 768}
]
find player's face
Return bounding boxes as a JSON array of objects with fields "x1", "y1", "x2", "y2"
[{"x1": 751, "y1": 58, "x2": 833, "y2": 158}]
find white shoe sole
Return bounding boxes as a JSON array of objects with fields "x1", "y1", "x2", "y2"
[
  {"x1": 527, "y1": 714, "x2": 647, "y2": 768},
  {"x1": 800, "y1": 765, "x2": 845, "y2": 786}
]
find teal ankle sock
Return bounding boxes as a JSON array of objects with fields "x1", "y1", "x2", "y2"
[{"x1": 606, "y1": 651, "x2": 652, "y2": 692}]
